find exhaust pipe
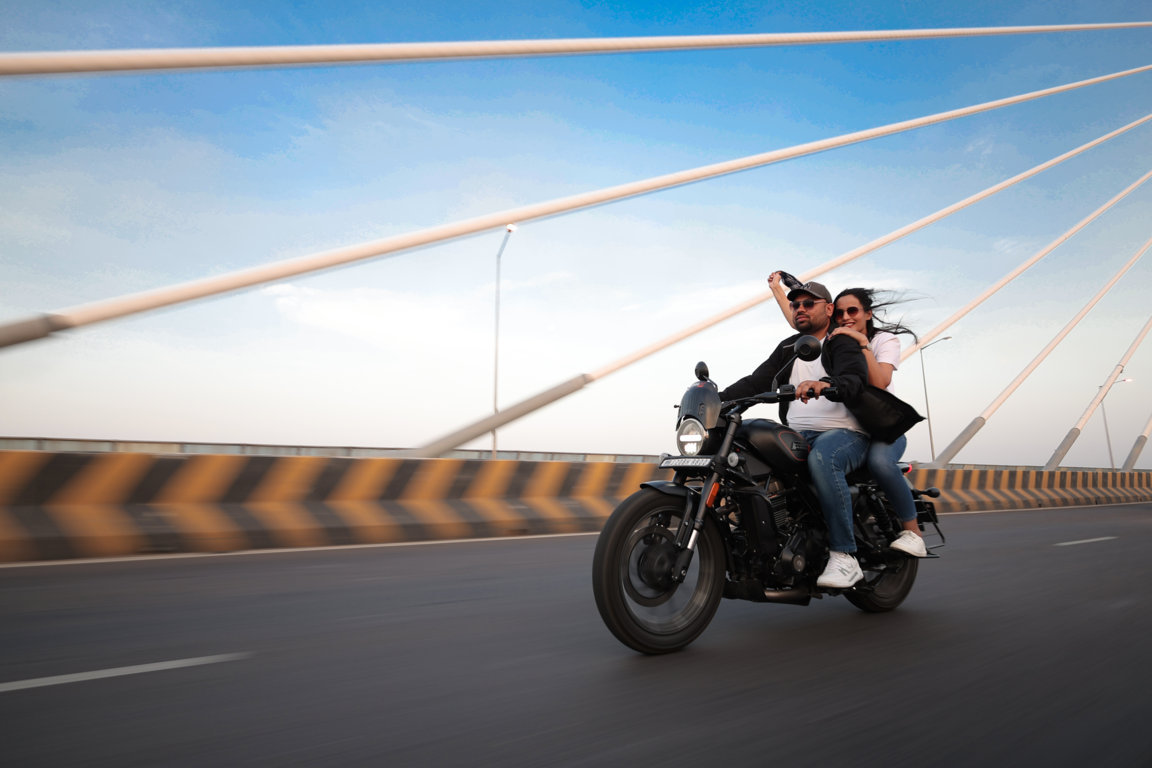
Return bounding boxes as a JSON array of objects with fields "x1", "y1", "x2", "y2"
[
  {"x1": 724, "y1": 580, "x2": 812, "y2": 605},
  {"x1": 762, "y1": 589, "x2": 812, "y2": 606}
]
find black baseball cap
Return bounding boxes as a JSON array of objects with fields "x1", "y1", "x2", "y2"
[{"x1": 786, "y1": 280, "x2": 832, "y2": 303}]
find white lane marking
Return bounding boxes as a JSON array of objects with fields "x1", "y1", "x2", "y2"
[
  {"x1": 1054, "y1": 536, "x2": 1118, "y2": 547},
  {"x1": 0, "y1": 532, "x2": 601, "y2": 568},
  {"x1": 0, "y1": 653, "x2": 251, "y2": 693}
]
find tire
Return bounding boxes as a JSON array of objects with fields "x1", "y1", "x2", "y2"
[
  {"x1": 844, "y1": 552, "x2": 918, "y2": 612},
  {"x1": 592, "y1": 488, "x2": 726, "y2": 654},
  {"x1": 844, "y1": 490, "x2": 920, "y2": 613},
  {"x1": 843, "y1": 499, "x2": 921, "y2": 612}
]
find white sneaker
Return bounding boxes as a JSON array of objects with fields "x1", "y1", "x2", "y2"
[
  {"x1": 890, "y1": 530, "x2": 928, "y2": 558},
  {"x1": 817, "y1": 551, "x2": 863, "y2": 588}
]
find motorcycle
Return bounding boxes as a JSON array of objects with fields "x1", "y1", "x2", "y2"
[{"x1": 592, "y1": 335, "x2": 944, "y2": 654}]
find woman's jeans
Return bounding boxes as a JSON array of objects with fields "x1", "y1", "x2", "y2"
[
  {"x1": 868, "y1": 434, "x2": 918, "y2": 523},
  {"x1": 799, "y1": 429, "x2": 869, "y2": 553}
]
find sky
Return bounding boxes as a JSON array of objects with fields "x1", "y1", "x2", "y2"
[{"x1": 1, "y1": 0, "x2": 1151, "y2": 469}]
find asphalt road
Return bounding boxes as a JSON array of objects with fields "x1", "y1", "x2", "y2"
[{"x1": 2, "y1": 503, "x2": 1150, "y2": 767}]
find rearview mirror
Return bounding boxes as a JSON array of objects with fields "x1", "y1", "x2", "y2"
[{"x1": 793, "y1": 335, "x2": 821, "y2": 362}]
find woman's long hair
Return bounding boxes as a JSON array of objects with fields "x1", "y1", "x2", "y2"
[{"x1": 833, "y1": 287, "x2": 917, "y2": 341}]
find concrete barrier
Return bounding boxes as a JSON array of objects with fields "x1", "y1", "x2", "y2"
[
  {"x1": 907, "y1": 467, "x2": 1152, "y2": 512},
  {"x1": 0, "y1": 450, "x2": 671, "y2": 562},
  {"x1": 0, "y1": 450, "x2": 1149, "y2": 561}
]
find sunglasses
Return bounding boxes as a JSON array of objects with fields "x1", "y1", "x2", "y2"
[
  {"x1": 833, "y1": 306, "x2": 863, "y2": 319},
  {"x1": 789, "y1": 298, "x2": 825, "y2": 311}
]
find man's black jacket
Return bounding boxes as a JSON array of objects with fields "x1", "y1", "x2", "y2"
[{"x1": 717, "y1": 332, "x2": 869, "y2": 427}]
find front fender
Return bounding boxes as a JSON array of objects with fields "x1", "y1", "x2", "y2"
[{"x1": 640, "y1": 480, "x2": 700, "y2": 500}]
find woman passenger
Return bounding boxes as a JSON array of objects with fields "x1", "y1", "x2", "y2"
[{"x1": 829, "y1": 287, "x2": 926, "y2": 557}]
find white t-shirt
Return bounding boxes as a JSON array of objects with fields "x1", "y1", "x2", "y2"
[
  {"x1": 869, "y1": 331, "x2": 901, "y2": 393},
  {"x1": 786, "y1": 354, "x2": 864, "y2": 433}
]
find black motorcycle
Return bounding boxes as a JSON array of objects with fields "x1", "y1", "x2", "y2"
[{"x1": 592, "y1": 335, "x2": 943, "y2": 654}]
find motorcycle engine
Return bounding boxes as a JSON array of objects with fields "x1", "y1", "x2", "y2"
[{"x1": 765, "y1": 478, "x2": 790, "y2": 531}]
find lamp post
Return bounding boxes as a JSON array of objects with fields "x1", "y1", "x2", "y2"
[
  {"x1": 919, "y1": 336, "x2": 952, "y2": 461},
  {"x1": 492, "y1": 224, "x2": 517, "y2": 457},
  {"x1": 1099, "y1": 377, "x2": 1134, "y2": 469}
]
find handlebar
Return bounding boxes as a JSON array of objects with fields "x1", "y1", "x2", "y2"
[{"x1": 721, "y1": 384, "x2": 840, "y2": 415}]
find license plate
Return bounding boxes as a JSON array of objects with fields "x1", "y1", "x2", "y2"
[{"x1": 659, "y1": 456, "x2": 713, "y2": 468}]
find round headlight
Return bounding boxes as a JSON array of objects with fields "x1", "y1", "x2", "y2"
[{"x1": 676, "y1": 418, "x2": 707, "y2": 456}]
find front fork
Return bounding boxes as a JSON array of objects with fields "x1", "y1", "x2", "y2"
[{"x1": 669, "y1": 415, "x2": 741, "y2": 583}]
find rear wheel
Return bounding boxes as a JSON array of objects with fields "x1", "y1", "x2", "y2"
[
  {"x1": 845, "y1": 491, "x2": 920, "y2": 612},
  {"x1": 845, "y1": 556, "x2": 918, "y2": 612},
  {"x1": 592, "y1": 488, "x2": 725, "y2": 654}
]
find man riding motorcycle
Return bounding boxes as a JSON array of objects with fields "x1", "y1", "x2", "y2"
[{"x1": 717, "y1": 280, "x2": 870, "y2": 588}]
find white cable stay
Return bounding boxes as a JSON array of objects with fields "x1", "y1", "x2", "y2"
[
  {"x1": 598, "y1": 112, "x2": 1152, "y2": 381},
  {"x1": 900, "y1": 167, "x2": 1152, "y2": 364},
  {"x1": 1045, "y1": 315, "x2": 1152, "y2": 470},
  {"x1": 2, "y1": 22, "x2": 1150, "y2": 76},
  {"x1": 1123, "y1": 413, "x2": 1152, "y2": 470},
  {"x1": 930, "y1": 230, "x2": 1152, "y2": 467},
  {"x1": 1, "y1": 63, "x2": 1147, "y2": 354}
]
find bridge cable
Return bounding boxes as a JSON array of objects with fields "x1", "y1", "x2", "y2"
[
  {"x1": 2, "y1": 22, "x2": 1150, "y2": 77},
  {"x1": 1, "y1": 63, "x2": 1147, "y2": 354},
  {"x1": 1045, "y1": 315, "x2": 1152, "y2": 469},
  {"x1": 1122, "y1": 412, "x2": 1152, "y2": 470},
  {"x1": 602, "y1": 113, "x2": 1152, "y2": 380},
  {"x1": 930, "y1": 227, "x2": 1152, "y2": 467},
  {"x1": 900, "y1": 168, "x2": 1152, "y2": 362},
  {"x1": 410, "y1": 119, "x2": 1152, "y2": 457}
]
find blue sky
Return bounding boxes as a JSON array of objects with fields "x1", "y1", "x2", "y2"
[{"x1": 1, "y1": 1, "x2": 1151, "y2": 468}]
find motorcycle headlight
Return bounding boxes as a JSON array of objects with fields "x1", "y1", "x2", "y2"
[{"x1": 676, "y1": 418, "x2": 707, "y2": 456}]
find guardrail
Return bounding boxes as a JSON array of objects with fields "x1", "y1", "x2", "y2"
[
  {"x1": 906, "y1": 467, "x2": 1152, "y2": 512},
  {"x1": 0, "y1": 449, "x2": 1148, "y2": 562},
  {"x1": 0, "y1": 450, "x2": 670, "y2": 561}
]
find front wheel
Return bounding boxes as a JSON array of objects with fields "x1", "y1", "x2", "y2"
[{"x1": 592, "y1": 488, "x2": 726, "y2": 654}]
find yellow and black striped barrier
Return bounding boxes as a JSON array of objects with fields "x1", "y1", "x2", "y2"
[
  {"x1": 0, "y1": 450, "x2": 1149, "y2": 561},
  {"x1": 907, "y1": 467, "x2": 1152, "y2": 512},
  {"x1": 0, "y1": 451, "x2": 671, "y2": 561}
]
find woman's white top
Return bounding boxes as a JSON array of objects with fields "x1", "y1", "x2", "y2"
[{"x1": 869, "y1": 331, "x2": 901, "y2": 393}]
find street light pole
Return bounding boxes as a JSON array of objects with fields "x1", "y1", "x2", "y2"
[
  {"x1": 492, "y1": 224, "x2": 517, "y2": 457},
  {"x1": 919, "y1": 336, "x2": 952, "y2": 461},
  {"x1": 1100, "y1": 398, "x2": 1115, "y2": 469},
  {"x1": 1099, "y1": 377, "x2": 1134, "y2": 469}
]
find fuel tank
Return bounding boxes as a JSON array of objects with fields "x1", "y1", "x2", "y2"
[{"x1": 737, "y1": 418, "x2": 809, "y2": 475}]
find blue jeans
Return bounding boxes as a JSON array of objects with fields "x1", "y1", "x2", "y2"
[
  {"x1": 868, "y1": 434, "x2": 918, "y2": 524},
  {"x1": 800, "y1": 429, "x2": 869, "y2": 553}
]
